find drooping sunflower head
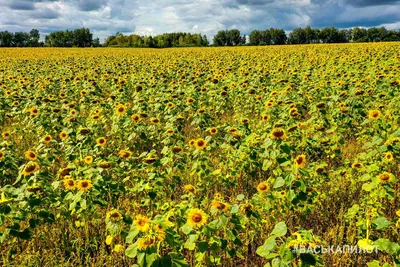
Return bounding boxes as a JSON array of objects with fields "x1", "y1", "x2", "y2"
[
  {"x1": 270, "y1": 128, "x2": 287, "y2": 140},
  {"x1": 195, "y1": 138, "x2": 207, "y2": 150},
  {"x1": 351, "y1": 162, "x2": 364, "y2": 169},
  {"x1": 25, "y1": 150, "x2": 37, "y2": 161},
  {"x1": 119, "y1": 150, "x2": 132, "y2": 159},
  {"x1": 77, "y1": 180, "x2": 93, "y2": 192},
  {"x1": 295, "y1": 154, "x2": 307, "y2": 168},
  {"x1": 96, "y1": 137, "x2": 107, "y2": 146},
  {"x1": 187, "y1": 208, "x2": 207, "y2": 228},
  {"x1": 211, "y1": 201, "x2": 229, "y2": 212},
  {"x1": 23, "y1": 162, "x2": 40, "y2": 176},
  {"x1": 257, "y1": 182, "x2": 270, "y2": 193},
  {"x1": 137, "y1": 237, "x2": 155, "y2": 251},
  {"x1": 368, "y1": 110, "x2": 381, "y2": 119},
  {"x1": 241, "y1": 118, "x2": 249, "y2": 125},
  {"x1": 150, "y1": 118, "x2": 160, "y2": 124},
  {"x1": 166, "y1": 129, "x2": 175, "y2": 135},
  {"x1": 134, "y1": 215, "x2": 150, "y2": 232},
  {"x1": 183, "y1": 184, "x2": 196, "y2": 194},
  {"x1": 107, "y1": 210, "x2": 123, "y2": 222}
]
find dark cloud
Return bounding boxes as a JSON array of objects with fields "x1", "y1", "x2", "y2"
[
  {"x1": 76, "y1": 0, "x2": 108, "y2": 11},
  {"x1": 9, "y1": 0, "x2": 35, "y2": 10},
  {"x1": 345, "y1": 0, "x2": 400, "y2": 7}
]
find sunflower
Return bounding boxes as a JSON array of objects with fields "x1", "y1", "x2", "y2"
[
  {"x1": 77, "y1": 180, "x2": 93, "y2": 192},
  {"x1": 25, "y1": 150, "x2": 37, "y2": 161},
  {"x1": 166, "y1": 129, "x2": 175, "y2": 135},
  {"x1": 107, "y1": 210, "x2": 123, "y2": 222},
  {"x1": 98, "y1": 161, "x2": 112, "y2": 169},
  {"x1": 79, "y1": 128, "x2": 90, "y2": 135},
  {"x1": 270, "y1": 128, "x2": 287, "y2": 140},
  {"x1": 172, "y1": 146, "x2": 183, "y2": 153},
  {"x1": 30, "y1": 107, "x2": 39, "y2": 116},
  {"x1": 0, "y1": 150, "x2": 4, "y2": 160},
  {"x1": 131, "y1": 114, "x2": 140, "y2": 123},
  {"x1": 150, "y1": 118, "x2": 160, "y2": 124},
  {"x1": 183, "y1": 184, "x2": 196, "y2": 194},
  {"x1": 384, "y1": 152, "x2": 394, "y2": 162},
  {"x1": 195, "y1": 138, "x2": 207, "y2": 150},
  {"x1": 351, "y1": 162, "x2": 364, "y2": 169},
  {"x1": 116, "y1": 104, "x2": 127, "y2": 115},
  {"x1": 166, "y1": 102, "x2": 174, "y2": 109},
  {"x1": 43, "y1": 135, "x2": 52, "y2": 144},
  {"x1": 113, "y1": 244, "x2": 124, "y2": 253},
  {"x1": 209, "y1": 127, "x2": 218, "y2": 135},
  {"x1": 257, "y1": 182, "x2": 270, "y2": 193},
  {"x1": 241, "y1": 118, "x2": 249, "y2": 125},
  {"x1": 134, "y1": 215, "x2": 150, "y2": 232},
  {"x1": 187, "y1": 97, "x2": 195, "y2": 104},
  {"x1": 23, "y1": 162, "x2": 40, "y2": 176},
  {"x1": 368, "y1": 110, "x2": 381, "y2": 119},
  {"x1": 2, "y1": 131, "x2": 11, "y2": 138},
  {"x1": 262, "y1": 114, "x2": 270, "y2": 122},
  {"x1": 63, "y1": 178, "x2": 76, "y2": 190},
  {"x1": 295, "y1": 154, "x2": 307, "y2": 168},
  {"x1": 84, "y1": 156, "x2": 93, "y2": 164},
  {"x1": 211, "y1": 201, "x2": 229, "y2": 212},
  {"x1": 137, "y1": 237, "x2": 155, "y2": 250},
  {"x1": 187, "y1": 208, "x2": 207, "y2": 228},
  {"x1": 96, "y1": 137, "x2": 107, "y2": 146},
  {"x1": 279, "y1": 191, "x2": 287, "y2": 197},
  {"x1": 119, "y1": 150, "x2": 132, "y2": 159},
  {"x1": 70, "y1": 109, "x2": 77, "y2": 116},
  {"x1": 378, "y1": 172, "x2": 394, "y2": 183},
  {"x1": 188, "y1": 139, "x2": 196, "y2": 147},
  {"x1": 59, "y1": 131, "x2": 68, "y2": 139}
]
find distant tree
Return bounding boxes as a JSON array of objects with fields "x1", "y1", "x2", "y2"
[
  {"x1": 288, "y1": 27, "x2": 306, "y2": 44},
  {"x1": 28, "y1": 29, "x2": 40, "y2": 47},
  {"x1": 270, "y1": 28, "x2": 286, "y2": 45},
  {"x1": 13, "y1": 32, "x2": 30, "y2": 47},
  {"x1": 249, "y1": 30, "x2": 262, "y2": 45},
  {"x1": 73, "y1": 28, "x2": 93, "y2": 47},
  {"x1": 213, "y1": 30, "x2": 227, "y2": 46},
  {"x1": 0, "y1": 31, "x2": 14, "y2": 47}
]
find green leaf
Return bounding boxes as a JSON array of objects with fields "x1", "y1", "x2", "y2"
[
  {"x1": 184, "y1": 234, "x2": 198, "y2": 250},
  {"x1": 181, "y1": 225, "x2": 193, "y2": 235},
  {"x1": 125, "y1": 243, "x2": 138, "y2": 258},
  {"x1": 372, "y1": 217, "x2": 392, "y2": 230},
  {"x1": 300, "y1": 253, "x2": 316, "y2": 265},
  {"x1": 198, "y1": 241, "x2": 208, "y2": 253},
  {"x1": 237, "y1": 194, "x2": 245, "y2": 201},
  {"x1": 170, "y1": 252, "x2": 188, "y2": 267},
  {"x1": 126, "y1": 226, "x2": 139, "y2": 243},
  {"x1": 256, "y1": 236, "x2": 277, "y2": 258},
  {"x1": 273, "y1": 177, "x2": 285, "y2": 189},
  {"x1": 374, "y1": 238, "x2": 400, "y2": 254},
  {"x1": 271, "y1": 222, "x2": 287, "y2": 237}
]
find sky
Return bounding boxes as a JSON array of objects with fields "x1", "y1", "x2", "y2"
[{"x1": 0, "y1": 0, "x2": 400, "y2": 42}]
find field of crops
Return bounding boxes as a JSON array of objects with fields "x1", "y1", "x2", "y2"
[{"x1": 0, "y1": 44, "x2": 399, "y2": 267}]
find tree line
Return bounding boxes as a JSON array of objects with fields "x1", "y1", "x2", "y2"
[
  {"x1": 0, "y1": 26, "x2": 399, "y2": 48},
  {"x1": 104, "y1": 32, "x2": 209, "y2": 48}
]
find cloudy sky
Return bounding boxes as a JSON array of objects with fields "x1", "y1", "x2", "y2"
[{"x1": 0, "y1": 0, "x2": 399, "y2": 41}]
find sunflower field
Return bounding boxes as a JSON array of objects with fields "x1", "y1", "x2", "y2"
[{"x1": 0, "y1": 44, "x2": 399, "y2": 267}]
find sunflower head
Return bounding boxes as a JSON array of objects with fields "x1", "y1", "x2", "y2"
[
  {"x1": 43, "y1": 135, "x2": 52, "y2": 143},
  {"x1": 23, "y1": 162, "x2": 40, "y2": 176},
  {"x1": 2, "y1": 131, "x2": 11, "y2": 138},
  {"x1": 30, "y1": 107, "x2": 39, "y2": 116},
  {"x1": 119, "y1": 150, "x2": 132, "y2": 159},
  {"x1": 368, "y1": 110, "x2": 381, "y2": 119},
  {"x1": 150, "y1": 118, "x2": 160, "y2": 124},
  {"x1": 0, "y1": 150, "x2": 4, "y2": 160},
  {"x1": 59, "y1": 131, "x2": 68, "y2": 139},
  {"x1": 131, "y1": 114, "x2": 140, "y2": 123},
  {"x1": 116, "y1": 105, "x2": 127, "y2": 115},
  {"x1": 134, "y1": 215, "x2": 150, "y2": 232},
  {"x1": 270, "y1": 128, "x2": 287, "y2": 140},
  {"x1": 257, "y1": 182, "x2": 269, "y2": 193},
  {"x1": 209, "y1": 127, "x2": 218, "y2": 135},
  {"x1": 378, "y1": 172, "x2": 394, "y2": 183},
  {"x1": 84, "y1": 156, "x2": 93, "y2": 164},
  {"x1": 384, "y1": 152, "x2": 394, "y2": 162},
  {"x1": 211, "y1": 201, "x2": 229, "y2": 212},
  {"x1": 77, "y1": 180, "x2": 93, "y2": 192},
  {"x1": 63, "y1": 178, "x2": 76, "y2": 190},
  {"x1": 25, "y1": 150, "x2": 37, "y2": 161},
  {"x1": 295, "y1": 154, "x2": 307, "y2": 168},
  {"x1": 107, "y1": 210, "x2": 123, "y2": 222},
  {"x1": 183, "y1": 184, "x2": 196, "y2": 194},
  {"x1": 195, "y1": 138, "x2": 207, "y2": 150},
  {"x1": 96, "y1": 137, "x2": 107, "y2": 146},
  {"x1": 187, "y1": 208, "x2": 207, "y2": 228}
]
